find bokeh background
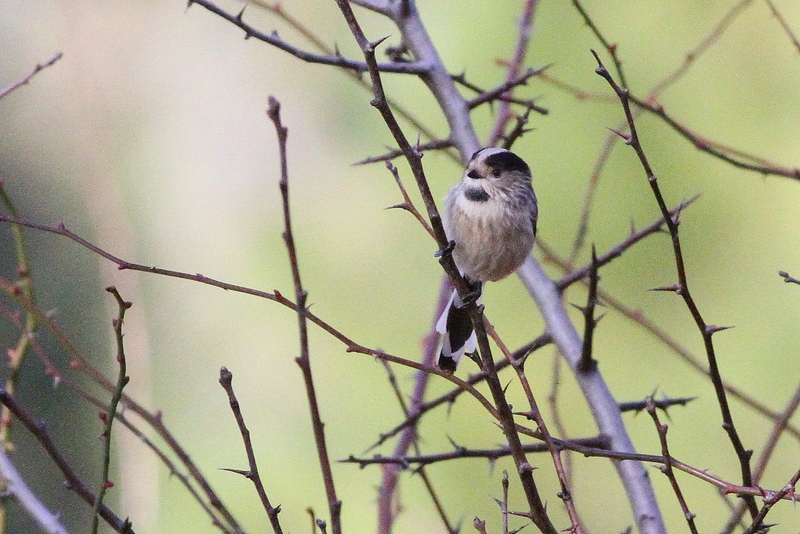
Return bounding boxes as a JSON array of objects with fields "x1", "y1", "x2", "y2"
[{"x1": 2, "y1": 0, "x2": 800, "y2": 533}]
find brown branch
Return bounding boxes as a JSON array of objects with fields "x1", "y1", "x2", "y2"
[
  {"x1": 378, "y1": 358, "x2": 456, "y2": 534},
  {"x1": 487, "y1": 0, "x2": 540, "y2": 146},
  {"x1": 555, "y1": 196, "x2": 697, "y2": 291},
  {"x1": 466, "y1": 67, "x2": 548, "y2": 112},
  {"x1": 779, "y1": 270, "x2": 800, "y2": 286},
  {"x1": 453, "y1": 72, "x2": 548, "y2": 115},
  {"x1": 742, "y1": 467, "x2": 800, "y2": 534},
  {"x1": 186, "y1": 0, "x2": 430, "y2": 74},
  {"x1": 592, "y1": 49, "x2": 760, "y2": 522},
  {"x1": 645, "y1": 397, "x2": 698, "y2": 534},
  {"x1": 268, "y1": 96, "x2": 342, "y2": 534},
  {"x1": 353, "y1": 139, "x2": 454, "y2": 166},
  {"x1": 720, "y1": 383, "x2": 800, "y2": 534},
  {"x1": 368, "y1": 334, "x2": 552, "y2": 450},
  {"x1": 343, "y1": 436, "x2": 610, "y2": 467},
  {"x1": 0, "y1": 275, "x2": 245, "y2": 533},
  {"x1": 630, "y1": 95, "x2": 800, "y2": 180},
  {"x1": 219, "y1": 367, "x2": 284, "y2": 534}
]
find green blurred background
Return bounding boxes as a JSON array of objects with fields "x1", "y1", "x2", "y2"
[{"x1": 2, "y1": 0, "x2": 800, "y2": 532}]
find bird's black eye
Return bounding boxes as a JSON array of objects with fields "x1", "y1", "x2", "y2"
[
  {"x1": 467, "y1": 169, "x2": 482, "y2": 179},
  {"x1": 490, "y1": 169, "x2": 501, "y2": 178}
]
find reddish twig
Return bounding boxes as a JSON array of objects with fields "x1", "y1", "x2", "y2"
[
  {"x1": 268, "y1": 96, "x2": 342, "y2": 534},
  {"x1": 219, "y1": 367, "x2": 284, "y2": 534},
  {"x1": 720, "y1": 383, "x2": 800, "y2": 534},
  {"x1": 378, "y1": 358, "x2": 456, "y2": 534}
]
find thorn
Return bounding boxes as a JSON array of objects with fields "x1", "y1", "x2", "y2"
[
  {"x1": 607, "y1": 127, "x2": 631, "y2": 143},
  {"x1": 649, "y1": 284, "x2": 682, "y2": 294},
  {"x1": 367, "y1": 35, "x2": 391, "y2": 53},
  {"x1": 220, "y1": 467, "x2": 252, "y2": 478},
  {"x1": 236, "y1": 5, "x2": 245, "y2": 20},
  {"x1": 705, "y1": 324, "x2": 734, "y2": 335}
]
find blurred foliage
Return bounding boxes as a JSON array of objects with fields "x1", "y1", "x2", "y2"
[{"x1": 1, "y1": 0, "x2": 800, "y2": 533}]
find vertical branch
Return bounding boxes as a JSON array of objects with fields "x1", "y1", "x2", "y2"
[
  {"x1": 591, "y1": 50, "x2": 759, "y2": 521},
  {"x1": 267, "y1": 97, "x2": 342, "y2": 534},
  {"x1": 645, "y1": 397, "x2": 698, "y2": 534},
  {"x1": 487, "y1": 0, "x2": 539, "y2": 146},
  {"x1": 331, "y1": 3, "x2": 557, "y2": 533},
  {"x1": 92, "y1": 287, "x2": 132, "y2": 534}
]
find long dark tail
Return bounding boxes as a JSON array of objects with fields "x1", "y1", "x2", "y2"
[{"x1": 435, "y1": 286, "x2": 482, "y2": 372}]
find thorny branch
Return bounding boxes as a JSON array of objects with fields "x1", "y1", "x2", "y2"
[
  {"x1": 329, "y1": 1, "x2": 557, "y2": 532},
  {"x1": 219, "y1": 367, "x2": 284, "y2": 534},
  {"x1": 268, "y1": 96, "x2": 342, "y2": 534},
  {"x1": 92, "y1": 287, "x2": 132, "y2": 534},
  {"x1": 592, "y1": 49, "x2": 760, "y2": 522}
]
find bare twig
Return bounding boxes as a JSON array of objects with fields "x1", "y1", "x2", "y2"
[
  {"x1": 645, "y1": 397, "x2": 698, "y2": 534},
  {"x1": 742, "y1": 468, "x2": 800, "y2": 534},
  {"x1": 369, "y1": 334, "x2": 552, "y2": 450},
  {"x1": 765, "y1": 0, "x2": 800, "y2": 53},
  {"x1": 720, "y1": 383, "x2": 800, "y2": 534},
  {"x1": 268, "y1": 96, "x2": 342, "y2": 534},
  {"x1": 384, "y1": 161, "x2": 434, "y2": 238},
  {"x1": 592, "y1": 49, "x2": 760, "y2": 522},
  {"x1": 353, "y1": 139, "x2": 454, "y2": 166},
  {"x1": 378, "y1": 357, "x2": 456, "y2": 534},
  {"x1": 92, "y1": 287, "x2": 132, "y2": 534},
  {"x1": 219, "y1": 367, "x2": 284, "y2": 534},
  {"x1": 576, "y1": 247, "x2": 600, "y2": 373},
  {"x1": 487, "y1": 0, "x2": 540, "y2": 146},
  {"x1": 779, "y1": 271, "x2": 800, "y2": 286},
  {"x1": 0, "y1": 275, "x2": 244, "y2": 533},
  {"x1": 187, "y1": 0, "x2": 429, "y2": 74},
  {"x1": 343, "y1": 436, "x2": 610, "y2": 467},
  {"x1": 0, "y1": 52, "x2": 62, "y2": 100}
]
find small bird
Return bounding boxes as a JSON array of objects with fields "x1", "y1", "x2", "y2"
[{"x1": 435, "y1": 147, "x2": 538, "y2": 372}]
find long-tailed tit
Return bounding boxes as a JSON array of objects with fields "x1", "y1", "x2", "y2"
[{"x1": 435, "y1": 147, "x2": 538, "y2": 372}]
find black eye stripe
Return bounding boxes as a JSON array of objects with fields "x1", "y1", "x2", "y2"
[{"x1": 467, "y1": 169, "x2": 483, "y2": 179}]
